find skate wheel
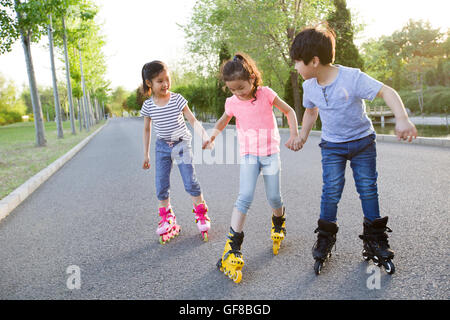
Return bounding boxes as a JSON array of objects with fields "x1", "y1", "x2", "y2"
[
  {"x1": 233, "y1": 271, "x2": 242, "y2": 283},
  {"x1": 314, "y1": 260, "x2": 323, "y2": 275},
  {"x1": 361, "y1": 249, "x2": 369, "y2": 261},
  {"x1": 159, "y1": 236, "x2": 165, "y2": 245},
  {"x1": 384, "y1": 260, "x2": 395, "y2": 275}
]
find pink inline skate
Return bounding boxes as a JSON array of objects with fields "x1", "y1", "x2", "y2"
[
  {"x1": 193, "y1": 202, "x2": 211, "y2": 241},
  {"x1": 156, "y1": 205, "x2": 181, "y2": 244}
]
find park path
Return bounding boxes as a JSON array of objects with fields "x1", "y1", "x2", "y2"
[{"x1": 0, "y1": 118, "x2": 448, "y2": 299}]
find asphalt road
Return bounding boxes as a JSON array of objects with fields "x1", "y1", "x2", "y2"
[{"x1": 0, "y1": 117, "x2": 448, "y2": 300}]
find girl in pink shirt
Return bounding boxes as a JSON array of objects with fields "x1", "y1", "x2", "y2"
[{"x1": 203, "y1": 53, "x2": 302, "y2": 283}]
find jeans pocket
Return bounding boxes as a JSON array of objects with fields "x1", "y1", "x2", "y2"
[{"x1": 319, "y1": 140, "x2": 328, "y2": 148}]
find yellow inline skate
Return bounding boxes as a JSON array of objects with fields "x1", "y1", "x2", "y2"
[
  {"x1": 216, "y1": 227, "x2": 244, "y2": 283},
  {"x1": 271, "y1": 208, "x2": 286, "y2": 255}
]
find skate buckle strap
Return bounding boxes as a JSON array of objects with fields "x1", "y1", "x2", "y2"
[
  {"x1": 224, "y1": 249, "x2": 242, "y2": 261},
  {"x1": 193, "y1": 204, "x2": 210, "y2": 224},
  {"x1": 158, "y1": 207, "x2": 174, "y2": 226},
  {"x1": 313, "y1": 228, "x2": 337, "y2": 253}
]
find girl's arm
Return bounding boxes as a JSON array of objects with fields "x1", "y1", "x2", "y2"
[
  {"x1": 143, "y1": 116, "x2": 152, "y2": 169},
  {"x1": 298, "y1": 107, "x2": 319, "y2": 150},
  {"x1": 377, "y1": 85, "x2": 417, "y2": 142},
  {"x1": 183, "y1": 104, "x2": 210, "y2": 143},
  {"x1": 273, "y1": 96, "x2": 299, "y2": 150},
  {"x1": 202, "y1": 111, "x2": 232, "y2": 149}
]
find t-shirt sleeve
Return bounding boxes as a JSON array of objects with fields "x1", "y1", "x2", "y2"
[
  {"x1": 224, "y1": 98, "x2": 234, "y2": 117},
  {"x1": 140, "y1": 100, "x2": 151, "y2": 117},
  {"x1": 175, "y1": 93, "x2": 188, "y2": 112},
  {"x1": 302, "y1": 82, "x2": 315, "y2": 109},
  {"x1": 262, "y1": 86, "x2": 277, "y2": 105},
  {"x1": 355, "y1": 70, "x2": 384, "y2": 101}
]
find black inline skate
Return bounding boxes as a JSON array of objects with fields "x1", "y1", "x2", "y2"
[
  {"x1": 359, "y1": 216, "x2": 395, "y2": 274},
  {"x1": 312, "y1": 219, "x2": 338, "y2": 275}
]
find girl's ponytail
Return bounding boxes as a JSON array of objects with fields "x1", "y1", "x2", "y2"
[{"x1": 221, "y1": 52, "x2": 262, "y2": 102}]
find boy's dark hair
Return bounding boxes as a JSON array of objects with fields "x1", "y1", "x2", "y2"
[
  {"x1": 141, "y1": 60, "x2": 168, "y2": 96},
  {"x1": 290, "y1": 24, "x2": 336, "y2": 65},
  {"x1": 220, "y1": 52, "x2": 262, "y2": 102}
]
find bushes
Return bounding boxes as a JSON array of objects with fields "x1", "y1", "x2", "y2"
[
  {"x1": 0, "y1": 110, "x2": 22, "y2": 126},
  {"x1": 367, "y1": 86, "x2": 450, "y2": 114},
  {"x1": 174, "y1": 82, "x2": 231, "y2": 121}
]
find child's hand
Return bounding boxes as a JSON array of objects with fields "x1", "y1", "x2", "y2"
[
  {"x1": 143, "y1": 156, "x2": 150, "y2": 170},
  {"x1": 395, "y1": 118, "x2": 418, "y2": 142},
  {"x1": 285, "y1": 135, "x2": 297, "y2": 151},
  {"x1": 202, "y1": 136, "x2": 215, "y2": 150},
  {"x1": 295, "y1": 135, "x2": 306, "y2": 151},
  {"x1": 285, "y1": 135, "x2": 304, "y2": 151},
  {"x1": 291, "y1": 135, "x2": 306, "y2": 151}
]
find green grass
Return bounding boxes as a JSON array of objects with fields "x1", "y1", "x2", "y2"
[{"x1": 0, "y1": 120, "x2": 105, "y2": 200}]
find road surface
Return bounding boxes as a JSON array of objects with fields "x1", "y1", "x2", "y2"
[{"x1": 0, "y1": 118, "x2": 448, "y2": 300}]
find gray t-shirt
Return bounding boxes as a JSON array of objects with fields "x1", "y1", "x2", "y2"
[{"x1": 302, "y1": 65, "x2": 383, "y2": 143}]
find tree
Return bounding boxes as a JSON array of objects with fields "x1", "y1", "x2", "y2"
[
  {"x1": 110, "y1": 87, "x2": 128, "y2": 116},
  {"x1": 327, "y1": 0, "x2": 363, "y2": 69},
  {"x1": 48, "y1": 12, "x2": 64, "y2": 138},
  {"x1": 184, "y1": 0, "x2": 334, "y2": 123},
  {"x1": 14, "y1": 0, "x2": 51, "y2": 146},
  {"x1": 48, "y1": 0, "x2": 83, "y2": 136},
  {"x1": 362, "y1": 20, "x2": 448, "y2": 91},
  {"x1": 61, "y1": 1, "x2": 109, "y2": 128},
  {"x1": 0, "y1": 0, "x2": 19, "y2": 54}
]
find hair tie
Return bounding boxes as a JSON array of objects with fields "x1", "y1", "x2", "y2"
[{"x1": 233, "y1": 55, "x2": 240, "y2": 62}]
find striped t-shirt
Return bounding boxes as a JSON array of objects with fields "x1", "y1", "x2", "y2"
[{"x1": 140, "y1": 92, "x2": 192, "y2": 141}]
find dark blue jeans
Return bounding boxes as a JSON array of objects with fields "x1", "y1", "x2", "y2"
[
  {"x1": 319, "y1": 134, "x2": 380, "y2": 222},
  {"x1": 155, "y1": 138, "x2": 202, "y2": 201}
]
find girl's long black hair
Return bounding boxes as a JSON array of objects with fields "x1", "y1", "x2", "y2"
[{"x1": 141, "y1": 60, "x2": 168, "y2": 96}]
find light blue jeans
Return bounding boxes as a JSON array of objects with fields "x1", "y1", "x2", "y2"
[
  {"x1": 155, "y1": 138, "x2": 202, "y2": 201},
  {"x1": 235, "y1": 153, "x2": 283, "y2": 214}
]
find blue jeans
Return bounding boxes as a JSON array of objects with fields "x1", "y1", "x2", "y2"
[
  {"x1": 155, "y1": 139, "x2": 202, "y2": 201},
  {"x1": 235, "y1": 153, "x2": 283, "y2": 214},
  {"x1": 319, "y1": 134, "x2": 380, "y2": 222}
]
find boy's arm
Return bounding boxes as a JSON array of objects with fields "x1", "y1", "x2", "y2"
[
  {"x1": 377, "y1": 85, "x2": 418, "y2": 142},
  {"x1": 298, "y1": 107, "x2": 319, "y2": 148},
  {"x1": 273, "y1": 96, "x2": 300, "y2": 151},
  {"x1": 202, "y1": 111, "x2": 232, "y2": 149},
  {"x1": 183, "y1": 104, "x2": 210, "y2": 142},
  {"x1": 143, "y1": 116, "x2": 151, "y2": 169}
]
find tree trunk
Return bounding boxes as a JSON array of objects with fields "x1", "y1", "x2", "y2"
[
  {"x1": 62, "y1": 16, "x2": 76, "y2": 135},
  {"x1": 48, "y1": 14, "x2": 64, "y2": 139},
  {"x1": 79, "y1": 49, "x2": 90, "y2": 131},
  {"x1": 15, "y1": 9, "x2": 46, "y2": 146}
]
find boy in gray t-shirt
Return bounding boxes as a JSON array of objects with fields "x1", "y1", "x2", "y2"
[{"x1": 289, "y1": 26, "x2": 417, "y2": 275}]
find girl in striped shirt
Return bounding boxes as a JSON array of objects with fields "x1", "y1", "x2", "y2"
[{"x1": 140, "y1": 61, "x2": 212, "y2": 244}]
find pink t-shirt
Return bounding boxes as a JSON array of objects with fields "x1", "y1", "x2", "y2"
[{"x1": 225, "y1": 86, "x2": 281, "y2": 156}]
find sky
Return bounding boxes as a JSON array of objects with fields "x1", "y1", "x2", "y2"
[{"x1": 0, "y1": 0, "x2": 448, "y2": 91}]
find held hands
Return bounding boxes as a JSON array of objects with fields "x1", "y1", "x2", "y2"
[
  {"x1": 202, "y1": 135, "x2": 215, "y2": 150},
  {"x1": 285, "y1": 134, "x2": 306, "y2": 151},
  {"x1": 395, "y1": 118, "x2": 418, "y2": 142}
]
